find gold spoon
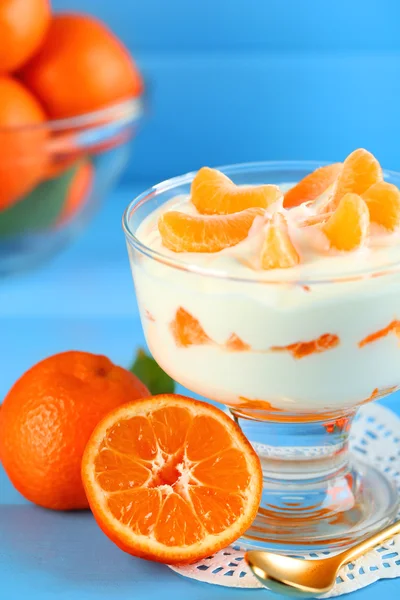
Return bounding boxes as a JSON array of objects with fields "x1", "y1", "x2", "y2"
[{"x1": 246, "y1": 520, "x2": 400, "y2": 597}]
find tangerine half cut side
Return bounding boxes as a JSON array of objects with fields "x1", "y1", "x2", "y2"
[
  {"x1": 82, "y1": 395, "x2": 262, "y2": 564},
  {"x1": 191, "y1": 167, "x2": 281, "y2": 215},
  {"x1": 158, "y1": 207, "x2": 264, "y2": 253}
]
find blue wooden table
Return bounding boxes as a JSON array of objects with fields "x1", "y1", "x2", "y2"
[{"x1": 1, "y1": 184, "x2": 400, "y2": 599}]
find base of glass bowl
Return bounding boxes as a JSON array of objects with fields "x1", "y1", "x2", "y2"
[{"x1": 231, "y1": 406, "x2": 399, "y2": 553}]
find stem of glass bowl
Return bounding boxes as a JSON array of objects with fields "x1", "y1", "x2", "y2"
[{"x1": 231, "y1": 407, "x2": 399, "y2": 552}]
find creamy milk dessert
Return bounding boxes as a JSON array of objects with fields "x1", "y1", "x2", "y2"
[{"x1": 130, "y1": 150, "x2": 400, "y2": 413}]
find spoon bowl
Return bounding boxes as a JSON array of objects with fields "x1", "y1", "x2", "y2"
[
  {"x1": 247, "y1": 552, "x2": 340, "y2": 597},
  {"x1": 245, "y1": 520, "x2": 400, "y2": 597}
]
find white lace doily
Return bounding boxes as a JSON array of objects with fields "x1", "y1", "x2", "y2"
[{"x1": 169, "y1": 403, "x2": 400, "y2": 597}]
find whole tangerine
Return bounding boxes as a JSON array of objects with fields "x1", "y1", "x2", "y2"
[
  {"x1": 0, "y1": 76, "x2": 48, "y2": 210},
  {"x1": 0, "y1": 0, "x2": 51, "y2": 73},
  {"x1": 0, "y1": 351, "x2": 150, "y2": 510},
  {"x1": 20, "y1": 13, "x2": 143, "y2": 119},
  {"x1": 58, "y1": 159, "x2": 94, "y2": 223}
]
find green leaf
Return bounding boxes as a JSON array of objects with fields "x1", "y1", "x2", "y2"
[
  {"x1": 0, "y1": 163, "x2": 81, "y2": 237},
  {"x1": 130, "y1": 349, "x2": 175, "y2": 395}
]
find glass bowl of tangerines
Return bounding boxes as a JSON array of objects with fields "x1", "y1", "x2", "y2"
[{"x1": 0, "y1": 1, "x2": 143, "y2": 274}]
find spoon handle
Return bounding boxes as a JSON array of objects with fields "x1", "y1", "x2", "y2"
[{"x1": 338, "y1": 520, "x2": 400, "y2": 567}]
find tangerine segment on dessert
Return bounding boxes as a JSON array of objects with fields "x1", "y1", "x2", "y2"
[
  {"x1": 362, "y1": 182, "x2": 400, "y2": 231},
  {"x1": 170, "y1": 307, "x2": 212, "y2": 348},
  {"x1": 158, "y1": 207, "x2": 264, "y2": 253},
  {"x1": 322, "y1": 193, "x2": 369, "y2": 251},
  {"x1": 359, "y1": 320, "x2": 400, "y2": 348},
  {"x1": 82, "y1": 395, "x2": 263, "y2": 564},
  {"x1": 283, "y1": 163, "x2": 342, "y2": 209},
  {"x1": 325, "y1": 149, "x2": 382, "y2": 212},
  {"x1": 260, "y1": 212, "x2": 300, "y2": 269},
  {"x1": 191, "y1": 166, "x2": 281, "y2": 215},
  {"x1": 271, "y1": 333, "x2": 340, "y2": 359}
]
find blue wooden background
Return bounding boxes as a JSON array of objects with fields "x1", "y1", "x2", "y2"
[{"x1": 52, "y1": 0, "x2": 400, "y2": 182}]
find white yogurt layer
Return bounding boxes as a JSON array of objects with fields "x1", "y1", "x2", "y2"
[{"x1": 130, "y1": 183, "x2": 400, "y2": 413}]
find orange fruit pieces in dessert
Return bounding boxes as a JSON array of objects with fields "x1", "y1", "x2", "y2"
[
  {"x1": 158, "y1": 207, "x2": 264, "y2": 253},
  {"x1": 322, "y1": 193, "x2": 369, "y2": 251},
  {"x1": 171, "y1": 307, "x2": 211, "y2": 347},
  {"x1": 359, "y1": 320, "x2": 400, "y2": 348},
  {"x1": 271, "y1": 333, "x2": 339, "y2": 359},
  {"x1": 225, "y1": 333, "x2": 251, "y2": 351},
  {"x1": 362, "y1": 181, "x2": 400, "y2": 231},
  {"x1": 191, "y1": 166, "x2": 281, "y2": 215},
  {"x1": 284, "y1": 163, "x2": 342, "y2": 209},
  {"x1": 82, "y1": 394, "x2": 263, "y2": 564},
  {"x1": 325, "y1": 149, "x2": 382, "y2": 212},
  {"x1": 260, "y1": 212, "x2": 300, "y2": 269}
]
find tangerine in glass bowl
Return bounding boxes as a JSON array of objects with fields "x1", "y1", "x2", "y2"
[{"x1": 0, "y1": 95, "x2": 143, "y2": 275}]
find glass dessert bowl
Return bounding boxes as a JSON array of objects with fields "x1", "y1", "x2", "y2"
[{"x1": 123, "y1": 153, "x2": 400, "y2": 552}]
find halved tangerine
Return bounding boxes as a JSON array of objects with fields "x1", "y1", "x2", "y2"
[
  {"x1": 283, "y1": 163, "x2": 342, "y2": 209},
  {"x1": 158, "y1": 207, "x2": 264, "y2": 253},
  {"x1": 260, "y1": 212, "x2": 300, "y2": 269},
  {"x1": 82, "y1": 394, "x2": 262, "y2": 564},
  {"x1": 362, "y1": 181, "x2": 400, "y2": 231},
  {"x1": 325, "y1": 149, "x2": 382, "y2": 212},
  {"x1": 322, "y1": 193, "x2": 369, "y2": 251},
  {"x1": 191, "y1": 167, "x2": 281, "y2": 215}
]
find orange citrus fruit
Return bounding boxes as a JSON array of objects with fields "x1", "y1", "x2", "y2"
[
  {"x1": 191, "y1": 167, "x2": 281, "y2": 215},
  {"x1": 283, "y1": 163, "x2": 342, "y2": 208},
  {"x1": 322, "y1": 193, "x2": 369, "y2": 251},
  {"x1": 0, "y1": 351, "x2": 149, "y2": 510},
  {"x1": 58, "y1": 160, "x2": 94, "y2": 223},
  {"x1": 82, "y1": 394, "x2": 262, "y2": 564},
  {"x1": 0, "y1": 0, "x2": 50, "y2": 73},
  {"x1": 362, "y1": 181, "x2": 400, "y2": 231},
  {"x1": 0, "y1": 75, "x2": 48, "y2": 210},
  {"x1": 325, "y1": 149, "x2": 382, "y2": 212},
  {"x1": 159, "y1": 207, "x2": 264, "y2": 253},
  {"x1": 171, "y1": 307, "x2": 212, "y2": 347},
  {"x1": 260, "y1": 212, "x2": 300, "y2": 269},
  {"x1": 20, "y1": 13, "x2": 143, "y2": 119}
]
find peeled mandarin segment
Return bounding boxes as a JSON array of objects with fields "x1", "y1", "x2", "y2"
[
  {"x1": 359, "y1": 320, "x2": 400, "y2": 348},
  {"x1": 283, "y1": 163, "x2": 343, "y2": 208},
  {"x1": 170, "y1": 307, "x2": 211, "y2": 347},
  {"x1": 271, "y1": 333, "x2": 340, "y2": 359},
  {"x1": 260, "y1": 212, "x2": 300, "y2": 270},
  {"x1": 325, "y1": 149, "x2": 382, "y2": 212},
  {"x1": 225, "y1": 333, "x2": 251, "y2": 351},
  {"x1": 191, "y1": 166, "x2": 281, "y2": 215},
  {"x1": 361, "y1": 181, "x2": 400, "y2": 231},
  {"x1": 158, "y1": 207, "x2": 264, "y2": 253},
  {"x1": 82, "y1": 395, "x2": 262, "y2": 564},
  {"x1": 322, "y1": 192, "x2": 369, "y2": 251}
]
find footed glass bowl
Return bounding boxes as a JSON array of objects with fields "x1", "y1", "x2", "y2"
[
  {"x1": 0, "y1": 97, "x2": 142, "y2": 275},
  {"x1": 123, "y1": 161, "x2": 400, "y2": 552}
]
